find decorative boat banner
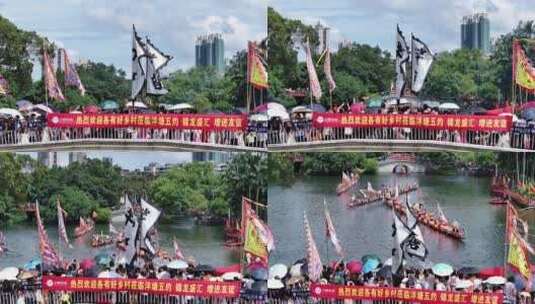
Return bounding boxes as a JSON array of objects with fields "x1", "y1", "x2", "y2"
[
  {"x1": 310, "y1": 283, "x2": 503, "y2": 304},
  {"x1": 47, "y1": 113, "x2": 248, "y2": 131},
  {"x1": 42, "y1": 276, "x2": 241, "y2": 298},
  {"x1": 312, "y1": 113, "x2": 512, "y2": 132}
]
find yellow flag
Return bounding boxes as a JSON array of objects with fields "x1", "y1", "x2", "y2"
[
  {"x1": 514, "y1": 40, "x2": 535, "y2": 91},
  {"x1": 247, "y1": 41, "x2": 268, "y2": 89},
  {"x1": 243, "y1": 219, "x2": 268, "y2": 259},
  {"x1": 508, "y1": 232, "x2": 531, "y2": 282}
]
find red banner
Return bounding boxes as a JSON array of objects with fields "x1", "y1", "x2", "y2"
[
  {"x1": 46, "y1": 113, "x2": 248, "y2": 131},
  {"x1": 310, "y1": 284, "x2": 503, "y2": 304},
  {"x1": 312, "y1": 113, "x2": 512, "y2": 132},
  {"x1": 42, "y1": 276, "x2": 241, "y2": 298}
]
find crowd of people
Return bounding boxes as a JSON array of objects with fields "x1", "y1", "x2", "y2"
[
  {"x1": 268, "y1": 259, "x2": 531, "y2": 304},
  {"x1": 0, "y1": 106, "x2": 268, "y2": 148},
  {"x1": 266, "y1": 101, "x2": 535, "y2": 150},
  {"x1": 0, "y1": 248, "x2": 268, "y2": 303},
  {"x1": 1, "y1": 99, "x2": 535, "y2": 149}
]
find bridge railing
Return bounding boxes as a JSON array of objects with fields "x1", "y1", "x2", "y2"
[
  {"x1": 0, "y1": 290, "x2": 264, "y2": 304},
  {"x1": 0, "y1": 127, "x2": 268, "y2": 150},
  {"x1": 267, "y1": 126, "x2": 533, "y2": 150},
  {"x1": 0, "y1": 126, "x2": 533, "y2": 151}
]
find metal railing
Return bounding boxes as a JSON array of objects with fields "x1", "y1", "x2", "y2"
[
  {"x1": 0, "y1": 127, "x2": 268, "y2": 151},
  {"x1": 267, "y1": 126, "x2": 535, "y2": 151},
  {"x1": 0, "y1": 290, "x2": 266, "y2": 304},
  {"x1": 0, "y1": 125, "x2": 534, "y2": 152}
]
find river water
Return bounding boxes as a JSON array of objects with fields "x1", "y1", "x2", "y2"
[
  {"x1": 269, "y1": 173, "x2": 508, "y2": 268},
  {"x1": 0, "y1": 217, "x2": 239, "y2": 268}
]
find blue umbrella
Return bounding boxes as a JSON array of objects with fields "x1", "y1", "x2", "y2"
[
  {"x1": 94, "y1": 253, "x2": 112, "y2": 266},
  {"x1": 432, "y1": 263, "x2": 454, "y2": 277},
  {"x1": 250, "y1": 268, "x2": 268, "y2": 281},
  {"x1": 100, "y1": 100, "x2": 118, "y2": 110},
  {"x1": 363, "y1": 259, "x2": 380, "y2": 274},
  {"x1": 307, "y1": 103, "x2": 326, "y2": 113},
  {"x1": 23, "y1": 259, "x2": 41, "y2": 271},
  {"x1": 521, "y1": 108, "x2": 535, "y2": 121}
]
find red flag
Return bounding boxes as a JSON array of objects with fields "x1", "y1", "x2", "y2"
[
  {"x1": 323, "y1": 48, "x2": 336, "y2": 93},
  {"x1": 304, "y1": 212, "x2": 322, "y2": 282},
  {"x1": 36, "y1": 201, "x2": 62, "y2": 267},
  {"x1": 63, "y1": 49, "x2": 86, "y2": 96},
  {"x1": 305, "y1": 41, "x2": 322, "y2": 101},
  {"x1": 43, "y1": 51, "x2": 64, "y2": 101},
  {"x1": 324, "y1": 200, "x2": 343, "y2": 257},
  {"x1": 173, "y1": 237, "x2": 185, "y2": 260}
]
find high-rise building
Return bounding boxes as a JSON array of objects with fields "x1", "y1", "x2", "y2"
[
  {"x1": 37, "y1": 151, "x2": 58, "y2": 168},
  {"x1": 315, "y1": 22, "x2": 329, "y2": 54},
  {"x1": 461, "y1": 13, "x2": 490, "y2": 55},
  {"x1": 195, "y1": 33, "x2": 225, "y2": 75},
  {"x1": 68, "y1": 152, "x2": 87, "y2": 165}
]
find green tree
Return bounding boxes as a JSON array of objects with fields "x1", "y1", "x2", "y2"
[
  {"x1": 149, "y1": 162, "x2": 229, "y2": 218},
  {"x1": 422, "y1": 49, "x2": 500, "y2": 104},
  {"x1": 302, "y1": 153, "x2": 380, "y2": 175},
  {"x1": 0, "y1": 15, "x2": 47, "y2": 100},
  {"x1": 222, "y1": 153, "x2": 268, "y2": 218},
  {"x1": 491, "y1": 21, "x2": 535, "y2": 101}
]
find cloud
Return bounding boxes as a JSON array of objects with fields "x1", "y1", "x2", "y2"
[
  {"x1": 269, "y1": 0, "x2": 535, "y2": 54},
  {"x1": 1, "y1": 0, "x2": 266, "y2": 73}
]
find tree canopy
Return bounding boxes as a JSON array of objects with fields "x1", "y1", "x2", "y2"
[{"x1": 268, "y1": 7, "x2": 535, "y2": 107}]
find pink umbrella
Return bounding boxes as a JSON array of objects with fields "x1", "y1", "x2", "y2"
[
  {"x1": 519, "y1": 101, "x2": 535, "y2": 110},
  {"x1": 347, "y1": 260, "x2": 363, "y2": 274},
  {"x1": 247, "y1": 261, "x2": 267, "y2": 272},
  {"x1": 83, "y1": 105, "x2": 100, "y2": 114},
  {"x1": 486, "y1": 105, "x2": 512, "y2": 115},
  {"x1": 253, "y1": 103, "x2": 268, "y2": 112},
  {"x1": 350, "y1": 102, "x2": 366, "y2": 113},
  {"x1": 80, "y1": 258, "x2": 95, "y2": 270},
  {"x1": 214, "y1": 264, "x2": 240, "y2": 276}
]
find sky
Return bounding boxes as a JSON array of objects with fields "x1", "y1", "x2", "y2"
[
  {"x1": 0, "y1": 0, "x2": 266, "y2": 74},
  {"x1": 19, "y1": 151, "x2": 193, "y2": 170},
  {"x1": 268, "y1": 0, "x2": 535, "y2": 55}
]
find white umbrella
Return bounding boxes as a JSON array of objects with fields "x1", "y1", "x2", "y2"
[
  {"x1": 221, "y1": 272, "x2": 242, "y2": 281},
  {"x1": 0, "y1": 108, "x2": 24, "y2": 118},
  {"x1": 249, "y1": 114, "x2": 269, "y2": 122},
  {"x1": 439, "y1": 103, "x2": 460, "y2": 110},
  {"x1": 169, "y1": 103, "x2": 194, "y2": 111},
  {"x1": 267, "y1": 108, "x2": 290, "y2": 121},
  {"x1": 269, "y1": 264, "x2": 288, "y2": 279},
  {"x1": 69, "y1": 110, "x2": 83, "y2": 114},
  {"x1": 455, "y1": 280, "x2": 473, "y2": 290},
  {"x1": 125, "y1": 101, "x2": 148, "y2": 109},
  {"x1": 268, "y1": 278, "x2": 284, "y2": 289},
  {"x1": 291, "y1": 106, "x2": 311, "y2": 113},
  {"x1": 385, "y1": 97, "x2": 412, "y2": 106},
  {"x1": 32, "y1": 104, "x2": 54, "y2": 113},
  {"x1": 290, "y1": 263, "x2": 303, "y2": 277},
  {"x1": 98, "y1": 271, "x2": 121, "y2": 279},
  {"x1": 485, "y1": 276, "x2": 506, "y2": 285},
  {"x1": 0, "y1": 267, "x2": 19, "y2": 281},
  {"x1": 167, "y1": 260, "x2": 188, "y2": 270}
]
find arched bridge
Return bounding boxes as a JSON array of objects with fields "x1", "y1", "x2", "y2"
[{"x1": 377, "y1": 154, "x2": 425, "y2": 174}]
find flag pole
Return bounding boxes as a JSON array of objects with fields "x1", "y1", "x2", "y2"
[{"x1": 43, "y1": 43, "x2": 48, "y2": 107}]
